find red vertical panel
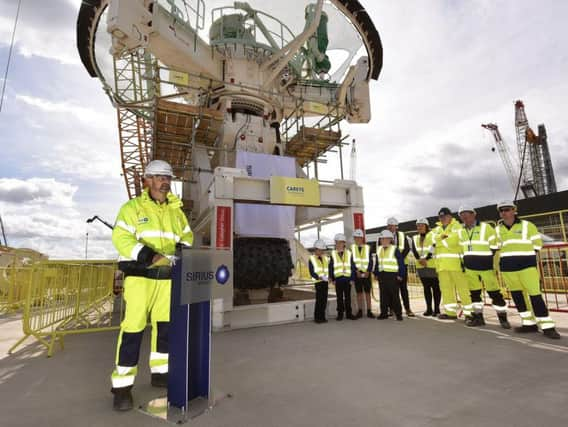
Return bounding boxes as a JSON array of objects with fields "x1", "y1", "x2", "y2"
[
  {"x1": 216, "y1": 206, "x2": 232, "y2": 249},
  {"x1": 353, "y1": 213, "x2": 365, "y2": 236}
]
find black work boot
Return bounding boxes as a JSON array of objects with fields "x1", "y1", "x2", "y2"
[
  {"x1": 367, "y1": 310, "x2": 375, "y2": 319},
  {"x1": 151, "y1": 373, "x2": 168, "y2": 388},
  {"x1": 514, "y1": 324, "x2": 538, "y2": 333},
  {"x1": 543, "y1": 328, "x2": 561, "y2": 339},
  {"x1": 336, "y1": 312, "x2": 344, "y2": 321},
  {"x1": 112, "y1": 386, "x2": 133, "y2": 411},
  {"x1": 355, "y1": 309, "x2": 363, "y2": 319},
  {"x1": 465, "y1": 313, "x2": 485, "y2": 327},
  {"x1": 497, "y1": 312, "x2": 511, "y2": 329},
  {"x1": 423, "y1": 309, "x2": 433, "y2": 316}
]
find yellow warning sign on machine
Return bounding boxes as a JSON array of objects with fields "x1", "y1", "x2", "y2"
[
  {"x1": 169, "y1": 70, "x2": 189, "y2": 86},
  {"x1": 270, "y1": 177, "x2": 321, "y2": 206}
]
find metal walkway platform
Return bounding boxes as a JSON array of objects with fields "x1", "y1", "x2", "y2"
[{"x1": 1, "y1": 310, "x2": 567, "y2": 427}]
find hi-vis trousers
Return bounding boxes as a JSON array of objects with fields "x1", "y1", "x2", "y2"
[{"x1": 111, "y1": 276, "x2": 170, "y2": 389}]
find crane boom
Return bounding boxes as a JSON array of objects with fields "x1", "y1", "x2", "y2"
[{"x1": 481, "y1": 123, "x2": 520, "y2": 197}]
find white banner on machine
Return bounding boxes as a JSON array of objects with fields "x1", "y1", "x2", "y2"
[{"x1": 235, "y1": 152, "x2": 295, "y2": 239}]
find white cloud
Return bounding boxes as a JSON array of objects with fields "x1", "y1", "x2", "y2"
[
  {"x1": 0, "y1": 178, "x2": 117, "y2": 259},
  {"x1": 0, "y1": 177, "x2": 77, "y2": 206}
]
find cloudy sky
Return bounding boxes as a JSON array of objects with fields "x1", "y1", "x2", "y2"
[{"x1": 0, "y1": 0, "x2": 567, "y2": 258}]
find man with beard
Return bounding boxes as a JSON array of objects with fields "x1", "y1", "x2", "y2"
[{"x1": 110, "y1": 160, "x2": 194, "y2": 410}]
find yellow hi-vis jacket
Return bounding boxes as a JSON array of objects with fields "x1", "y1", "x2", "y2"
[
  {"x1": 412, "y1": 232, "x2": 436, "y2": 269},
  {"x1": 350, "y1": 243, "x2": 371, "y2": 271},
  {"x1": 458, "y1": 222, "x2": 498, "y2": 271},
  {"x1": 309, "y1": 255, "x2": 330, "y2": 283},
  {"x1": 376, "y1": 245, "x2": 399, "y2": 273},
  {"x1": 331, "y1": 249, "x2": 352, "y2": 279},
  {"x1": 112, "y1": 189, "x2": 193, "y2": 265},
  {"x1": 495, "y1": 218, "x2": 542, "y2": 272},
  {"x1": 431, "y1": 218, "x2": 463, "y2": 272}
]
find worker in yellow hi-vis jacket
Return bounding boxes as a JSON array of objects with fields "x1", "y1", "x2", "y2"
[
  {"x1": 431, "y1": 207, "x2": 472, "y2": 322},
  {"x1": 457, "y1": 205, "x2": 510, "y2": 329},
  {"x1": 495, "y1": 201, "x2": 560, "y2": 339},
  {"x1": 110, "y1": 160, "x2": 193, "y2": 411}
]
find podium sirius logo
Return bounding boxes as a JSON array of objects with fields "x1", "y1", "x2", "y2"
[{"x1": 216, "y1": 265, "x2": 230, "y2": 285}]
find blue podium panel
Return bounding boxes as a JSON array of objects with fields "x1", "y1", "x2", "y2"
[{"x1": 168, "y1": 248, "x2": 233, "y2": 411}]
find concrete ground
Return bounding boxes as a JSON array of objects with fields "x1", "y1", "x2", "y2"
[{"x1": 1, "y1": 307, "x2": 568, "y2": 427}]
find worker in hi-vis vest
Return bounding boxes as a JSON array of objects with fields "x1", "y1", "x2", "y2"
[
  {"x1": 373, "y1": 230, "x2": 406, "y2": 321},
  {"x1": 309, "y1": 239, "x2": 330, "y2": 323},
  {"x1": 431, "y1": 207, "x2": 472, "y2": 322},
  {"x1": 411, "y1": 218, "x2": 441, "y2": 316},
  {"x1": 457, "y1": 205, "x2": 510, "y2": 329},
  {"x1": 350, "y1": 229, "x2": 375, "y2": 318},
  {"x1": 110, "y1": 160, "x2": 193, "y2": 411},
  {"x1": 329, "y1": 233, "x2": 357, "y2": 321},
  {"x1": 495, "y1": 201, "x2": 560, "y2": 339},
  {"x1": 386, "y1": 217, "x2": 414, "y2": 317}
]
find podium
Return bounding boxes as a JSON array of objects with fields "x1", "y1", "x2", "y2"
[{"x1": 142, "y1": 247, "x2": 232, "y2": 423}]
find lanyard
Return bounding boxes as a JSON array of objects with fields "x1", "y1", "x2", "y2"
[{"x1": 465, "y1": 223, "x2": 477, "y2": 252}]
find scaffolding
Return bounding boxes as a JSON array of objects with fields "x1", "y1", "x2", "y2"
[
  {"x1": 281, "y1": 100, "x2": 348, "y2": 179},
  {"x1": 154, "y1": 99, "x2": 224, "y2": 181}
]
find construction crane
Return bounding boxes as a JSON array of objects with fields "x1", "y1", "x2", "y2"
[
  {"x1": 514, "y1": 100, "x2": 537, "y2": 198},
  {"x1": 514, "y1": 100, "x2": 557, "y2": 198},
  {"x1": 481, "y1": 123, "x2": 520, "y2": 197},
  {"x1": 483, "y1": 101, "x2": 557, "y2": 200}
]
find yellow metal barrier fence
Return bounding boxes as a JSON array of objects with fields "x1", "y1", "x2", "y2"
[{"x1": 8, "y1": 260, "x2": 122, "y2": 357}]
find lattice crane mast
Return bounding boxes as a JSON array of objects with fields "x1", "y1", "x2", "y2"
[{"x1": 515, "y1": 100, "x2": 556, "y2": 197}]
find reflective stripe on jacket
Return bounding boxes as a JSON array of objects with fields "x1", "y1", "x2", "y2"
[
  {"x1": 412, "y1": 232, "x2": 435, "y2": 269},
  {"x1": 309, "y1": 255, "x2": 330, "y2": 282},
  {"x1": 458, "y1": 222, "x2": 496, "y2": 271},
  {"x1": 431, "y1": 218, "x2": 463, "y2": 272},
  {"x1": 496, "y1": 219, "x2": 541, "y2": 272},
  {"x1": 331, "y1": 250, "x2": 352, "y2": 279},
  {"x1": 350, "y1": 244, "x2": 371, "y2": 271},
  {"x1": 377, "y1": 245, "x2": 399, "y2": 273},
  {"x1": 112, "y1": 189, "x2": 193, "y2": 264}
]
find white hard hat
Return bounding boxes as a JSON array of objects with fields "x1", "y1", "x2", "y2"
[
  {"x1": 334, "y1": 233, "x2": 346, "y2": 242},
  {"x1": 314, "y1": 239, "x2": 326, "y2": 250},
  {"x1": 145, "y1": 160, "x2": 174, "y2": 177},
  {"x1": 497, "y1": 201, "x2": 517, "y2": 211},
  {"x1": 458, "y1": 205, "x2": 476, "y2": 215},
  {"x1": 386, "y1": 217, "x2": 398, "y2": 226},
  {"x1": 353, "y1": 229, "x2": 364, "y2": 238},
  {"x1": 416, "y1": 218, "x2": 429, "y2": 227},
  {"x1": 379, "y1": 230, "x2": 394, "y2": 239}
]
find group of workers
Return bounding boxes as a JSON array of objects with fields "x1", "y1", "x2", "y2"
[
  {"x1": 308, "y1": 203, "x2": 561, "y2": 340},
  {"x1": 106, "y1": 159, "x2": 561, "y2": 412}
]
